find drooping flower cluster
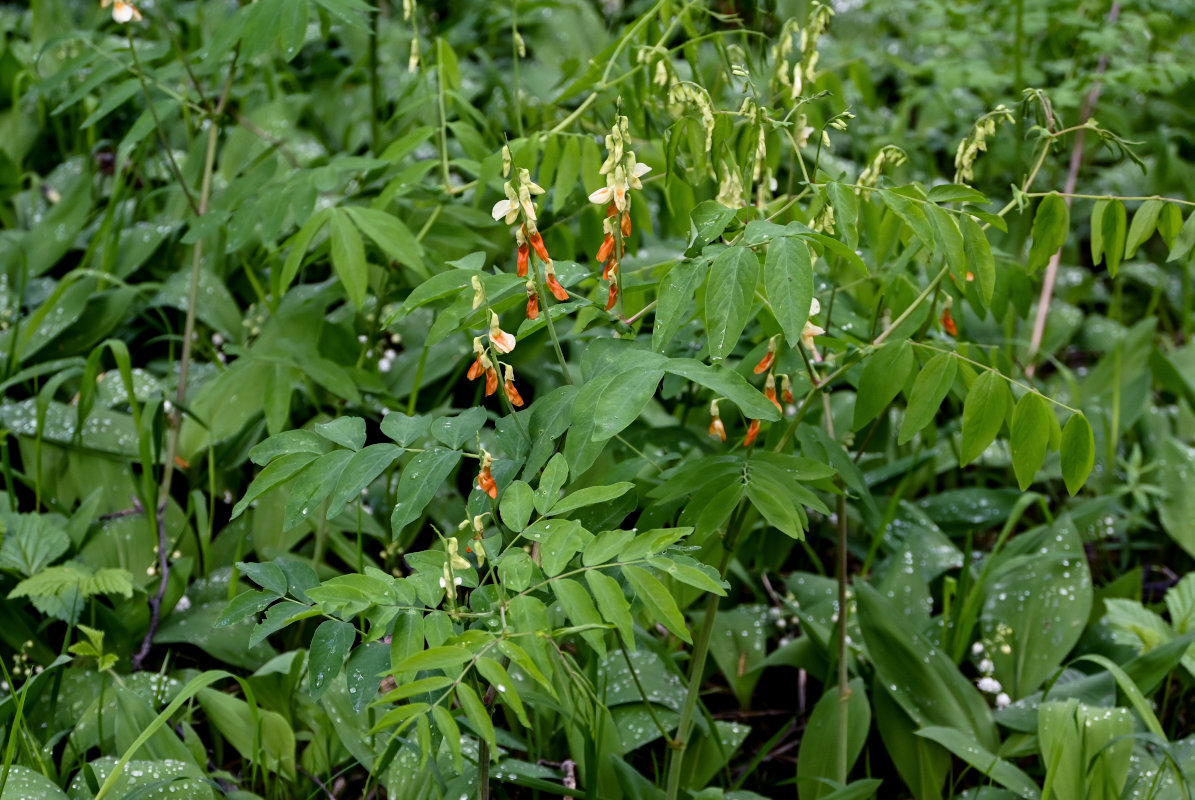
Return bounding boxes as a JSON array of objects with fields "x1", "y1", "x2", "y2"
[
  {"x1": 492, "y1": 164, "x2": 568, "y2": 304},
  {"x1": 736, "y1": 298, "x2": 823, "y2": 448},
  {"x1": 588, "y1": 116, "x2": 650, "y2": 312}
]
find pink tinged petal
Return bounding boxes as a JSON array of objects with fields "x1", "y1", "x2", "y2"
[
  {"x1": 588, "y1": 186, "x2": 613, "y2": 205},
  {"x1": 491, "y1": 330, "x2": 516, "y2": 353}
]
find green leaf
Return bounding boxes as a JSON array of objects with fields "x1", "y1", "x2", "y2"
[
  {"x1": 197, "y1": 688, "x2": 296, "y2": 779},
  {"x1": 686, "y1": 200, "x2": 737, "y2": 256},
  {"x1": 1167, "y1": 208, "x2": 1195, "y2": 262},
  {"x1": 553, "y1": 577, "x2": 607, "y2": 657},
  {"x1": 856, "y1": 582, "x2": 997, "y2": 751},
  {"x1": 1010, "y1": 393, "x2": 1052, "y2": 490},
  {"x1": 237, "y1": 561, "x2": 289, "y2": 596},
  {"x1": 853, "y1": 340, "x2": 914, "y2": 431},
  {"x1": 215, "y1": 589, "x2": 278, "y2": 628},
  {"x1": 499, "y1": 480, "x2": 535, "y2": 532},
  {"x1": 528, "y1": 518, "x2": 590, "y2": 577},
  {"x1": 308, "y1": 619, "x2": 355, "y2": 699},
  {"x1": 0, "y1": 514, "x2": 69, "y2": 577},
  {"x1": 1090, "y1": 199, "x2": 1109, "y2": 266},
  {"x1": 279, "y1": 210, "x2": 330, "y2": 294},
  {"x1": 899, "y1": 352, "x2": 957, "y2": 444},
  {"x1": 960, "y1": 214, "x2": 995, "y2": 306},
  {"x1": 797, "y1": 678, "x2": 870, "y2": 800},
  {"x1": 534, "y1": 453, "x2": 569, "y2": 515},
  {"x1": 314, "y1": 417, "x2": 366, "y2": 451},
  {"x1": 916, "y1": 727, "x2": 1040, "y2": 799},
  {"x1": 622, "y1": 565, "x2": 691, "y2": 643},
  {"x1": 764, "y1": 236, "x2": 814, "y2": 347},
  {"x1": 283, "y1": 449, "x2": 354, "y2": 530},
  {"x1": 662, "y1": 358, "x2": 781, "y2": 421},
  {"x1": 704, "y1": 246, "x2": 760, "y2": 361},
  {"x1": 1027, "y1": 194, "x2": 1069, "y2": 274},
  {"x1": 548, "y1": 482, "x2": 634, "y2": 517},
  {"x1": 1156, "y1": 439, "x2": 1195, "y2": 558},
  {"x1": 582, "y1": 530, "x2": 635, "y2": 566},
  {"x1": 826, "y1": 182, "x2": 860, "y2": 249},
  {"x1": 475, "y1": 656, "x2": 530, "y2": 727},
  {"x1": 329, "y1": 210, "x2": 369, "y2": 309},
  {"x1": 1059, "y1": 414, "x2": 1094, "y2": 496},
  {"x1": 344, "y1": 206, "x2": 426, "y2": 279},
  {"x1": 926, "y1": 204, "x2": 966, "y2": 285},
  {"x1": 586, "y1": 570, "x2": 636, "y2": 647},
  {"x1": 380, "y1": 413, "x2": 430, "y2": 446},
  {"x1": 961, "y1": 371, "x2": 1010, "y2": 465},
  {"x1": 1158, "y1": 203, "x2": 1183, "y2": 249},
  {"x1": 391, "y1": 448, "x2": 464, "y2": 538},
  {"x1": 327, "y1": 443, "x2": 402, "y2": 519},
  {"x1": 392, "y1": 645, "x2": 474, "y2": 674},
  {"x1": 1100, "y1": 199, "x2": 1126, "y2": 277},
  {"x1": 653, "y1": 258, "x2": 710, "y2": 352},
  {"x1": 455, "y1": 683, "x2": 497, "y2": 760},
  {"x1": 430, "y1": 406, "x2": 487, "y2": 449},
  {"x1": 1125, "y1": 199, "x2": 1163, "y2": 259}
]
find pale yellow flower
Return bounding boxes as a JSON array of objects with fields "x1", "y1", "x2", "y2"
[{"x1": 101, "y1": 0, "x2": 142, "y2": 23}]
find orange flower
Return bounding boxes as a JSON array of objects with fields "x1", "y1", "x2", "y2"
[
  {"x1": 596, "y1": 232, "x2": 615, "y2": 265},
  {"x1": 743, "y1": 419, "x2": 761, "y2": 447},
  {"x1": 467, "y1": 337, "x2": 498, "y2": 396},
  {"x1": 620, "y1": 210, "x2": 632, "y2": 237},
  {"x1": 477, "y1": 451, "x2": 497, "y2": 499},
  {"x1": 488, "y1": 310, "x2": 516, "y2": 354},
  {"x1": 529, "y1": 231, "x2": 551, "y2": 263},
  {"x1": 764, "y1": 373, "x2": 781, "y2": 411},
  {"x1": 545, "y1": 264, "x2": 569, "y2": 301},
  {"x1": 503, "y1": 364, "x2": 524, "y2": 407},
  {"x1": 780, "y1": 374, "x2": 794, "y2": 404},
  {"x1": 754, "y1": 336, "x2": 779, "y2": 374},
  {"x1": 605, "y1": 281, "x2": 618, "y2": 311},
  {"x1": 517, "y1": 241, "x2": 530, "y2": 278},
  {"x1": 940, "y1": 307, "x2": 957, "y2": 337},
  {"x1": 525, "y1": 280, "x2": 539, "y2": 320},
  {"x1": 708, "y1": 400, "x2": 726, "y2": 442},
  {"x1": 102, "y1": 0, "x2": 142, "y2": 22}
]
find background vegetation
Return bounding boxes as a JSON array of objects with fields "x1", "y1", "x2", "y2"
[{"x1": 1, "y1": 0, "x2": 1195, "y2": 798}]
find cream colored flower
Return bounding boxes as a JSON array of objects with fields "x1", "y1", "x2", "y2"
[
  {"x1": 491, "y1": 182, "x2": 521, "y2": 224},
  {"x1": 101, "y1": 0, "x2": 142, "y2": 22},
  {"x1": 801, "y1": 297, "x2": 824, "y2": 353},
  {"x1": 588, "y1": 161, "x2": 651, "y2": 209}
]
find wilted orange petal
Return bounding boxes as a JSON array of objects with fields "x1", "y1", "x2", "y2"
[
  {"x1": 765, "y1": 385, "x2": 781, "y2": 411},
  {"x1": 505, "y1": 380, "x2": 524, "y2": 407},
  {"x1": 596, "y1": 234, "x2": 615, "y2": 264},
  {"x1": 620, "y1": 211, "x2": 632, "y2": 237},
  {"x1": 478, "y1": 466, "x2": 497, "y2": 499},
  {"x1": 941, "y1": 308, "x2": 957, "y2": 337},
  {"x1": 708, "y1": 417, "x2": 726, "y2": 442},
  {"x1": 467, "y1": 357, "x2": 484, "y2": 380},
  {"x1": 485, "y1": 368, "x2": 498, "y2": 396},
  {"x1": 605, "y1": 282, "x2": 618, "y2": 311},
  {"x1": 530, "y1": 232, "x2": 551, "y2": 262},
  {"x1": 526, "y1": 291, "x2": 539, "y2": 320}
]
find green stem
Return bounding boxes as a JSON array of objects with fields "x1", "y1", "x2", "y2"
[
  {"x1": 530, "y1": 257, "x2": 574, "y2": 385},
  {"x1": 663, "y1": 502, "x2": 748, "y2": 800},
  {"x1": 436, "y1": 38, "x2": 452, "y2": 191},
  {"x1": 835, "y1": 492, "x2": 849, "y2": 783},
  {"x1": 369, "y1": 2, "x2": 383, "y2": 154}
]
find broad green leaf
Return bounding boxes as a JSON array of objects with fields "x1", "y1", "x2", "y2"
[
  {"x1": 284, "y1": 449, "x2": 354, "y2": 530},
  {"x1": 548, "y1": 482, "x2": 634, "y2": 516},
  {"x1": 879, "y1": 188, "x2": 933, "y2": 247},
  {"x1": 960, "y1": 214, "x2": 995, "y2": 305},
  {"x1": 429, "y1": 406, "x2": 487, "y2": 449},
  {"x1": 647, "y1": 555, "x2": 728, "y2": 595},
  {"x1": 236, "y1": 561, "x2": 288, "y2": 596},
  {"x1": 380, "y1": 413, "x2": 430, "y2": 446},
  {"x1": 899, "y1": 352, "x2": 957, "y2": 444},
  {"x1": 704, "y1": 246, "x2": 760, "y2": 361},
  {"x1": 1090, "y1": 199, "x2": 1109, "y2": 265},
  {"x1": 583, "y1": 530, "x2": 635, "y2": 566},
  {"x1": 197, "y1": 688, "x2": 296, "y2": 779},
  {"x1": 764, "y1": 236, "x2": 814, "y2": 347},
  {"x1": 1125, "y1": 199, "x2": 1163, "y2": 259},
  {"x1": 826, "y1": 181, "x2": 860, "y2": 249},
  {"x1": 308, "y1": 619, "x2": 355, "y2": 699},
  {"x1": 663, "y1": 358, "x2": 781, "y2": 421},
  {"x1": 653, "y1": 258, "x2": 710, "y2": 352},
  {"x1": 916, "y1": 727, "x2": 1039, "y2": 799},
  {"x1": 1009, "y1": 393, "x2": 1051, "y2": 490},
  {"x1": 553, "y1": 577, "x2": 608, "y2": 657},
  {"x1": 623, "y1": 565, "x2": 691, "y2": 643},
  {"x1": 927, "y1": 184, "x2": 989, "y2": 204},
  {"x1": 1038, "y1": 699, "x2": 1132, "y2": 800},
  {"x1": 856, "y1": 582, "x2": 997, "y2": 751},
  {"x1": 315, "y1": 416, "x2": 366, "y2": 452},
  {"x1": 432, "y1": 705, "x2": 464, "y2": 772},
  {"x1": 586, "y1": 570, "x2": 636, "y2": 647},
  {"x1": 853, "y1": 340, "x2": 914, "y2": 431},
  {"x1": 528, "y1": 518, "x2": 589, "y2": 577},
  {"x1": 500, "y1": 480, "x2": 535, "y2": 532},
  {"x1": 215, "y1": 589, "x2": 278, "y2": 628},
  {"x1": 797, "y1": 678, "x2": 870, "y2": 800},
  {"x1": 1100, "y1": 199, "x2": 1126, "y2": 277},
  {"x1": 618, "y1": 527, "x2": 692, "y2": 562},
  {"x1": 1157, "y1": 438, "x2": 1195, "y2": 558},
  {"x1": 329, "y1": 210, "x2": 368, "y2": 309},
  {"x1": 391, "y1": 448, "x2": 464, "y2": 537},
  {"x1": 1059, "y1": 414, "x2": 1094, "y2": 496},
  {"x1": 1027, "y1": 194, "x2": 1068, "y2": 274},
  {"x1": 1158, "y1": 203, "x2": 1183, "y2": 249},
  {"x1": 961, "y1": 371, "x2": 1010, "y2": 465}
]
